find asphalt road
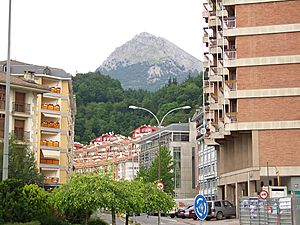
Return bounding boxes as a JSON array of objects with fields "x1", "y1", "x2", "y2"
[{"x1": 97, "y1": 212, "x2": 240, "y2": 225}]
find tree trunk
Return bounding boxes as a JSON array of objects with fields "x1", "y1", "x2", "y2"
[
  {"x1": 111, "y1": 208, "x2": 116, "y2": 225},
  {"x1": 85, "y1": 210, "x2": 89, "y2": 225},
  {"x1": 125, "y1": 214, "x2": 129, "y2": 225}
]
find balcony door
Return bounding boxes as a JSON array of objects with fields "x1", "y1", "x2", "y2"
[
  {"x1": 14, "y1": 119, "x2": 25, "y2": 140},
  {"x1": 15, "y1": 92, "x2": 26, "y2": 112}
]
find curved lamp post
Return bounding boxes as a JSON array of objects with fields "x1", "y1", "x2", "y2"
[
  {"x1": 128, "y1": 105, "x2": 191, "y2": 128},
  {"x1": 129, "y1": 105, "x2": 191, "y2": 225}
]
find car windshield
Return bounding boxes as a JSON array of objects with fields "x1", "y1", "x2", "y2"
[{"x1": 183, "y1": 205, "x2": 193, "y2": 210}]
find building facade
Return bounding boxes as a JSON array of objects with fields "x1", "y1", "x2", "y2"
[
  {"x1": 192, "y1": 108, "x2": 217, "y2": 200},
  {"x1": 203, "y1": 0, "x2": 300, "y2": 207},
  {"x1": 0, "y1": 60, "x2": 76, "y2": 187},
  {"x1": 0, "y1": 71, "x2": 49, "y2": 149},
  {"x1": 73, "y1": 125, "x2": 157, "y2": 180},
  {"x1": 139, "y1": 123, "x2": 198, "y2": 199}
]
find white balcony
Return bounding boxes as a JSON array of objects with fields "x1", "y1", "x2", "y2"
[
  {"x1": 224, "y1": 17, "x2": 236, "y2": 29},
  {"x1": 204, "y1": 84, "x2": 214, "y2": 94},
  {"x1": 209, "y1": 46, "x2": 222, "y2": 55},
  {"x1": 208, "y1": 17, "x2": 221, "y2": 27}
]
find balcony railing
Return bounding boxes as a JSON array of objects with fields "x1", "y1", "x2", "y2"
[
  {"x1": 225, "y1": 50, "x2": 236, "y2": 60},
  {"x1": 12, "y1": 102, "x2": 30, "y2": 114},
  {"x1": 225, "y1": 80, "x2": 237, "y2": 91},
  {"x1": 224, "y1": 17, "x2": 236, "y2": 29},
  {"x1": 40, "y1": 159, "x2": 59, "y2": 165},
  {"x1": 13, "y1": 129, "x2": 30, "y2": 141},
  {"x1": 42, "y1": 177, "x2": 59, "y2": 183},
  {"x1": 226, "y1": 112, "x2": 237, "y2": 123}
]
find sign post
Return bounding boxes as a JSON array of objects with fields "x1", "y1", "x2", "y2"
[{"x1": 194, "y1": 194, "x2": 208, "y2": 224}]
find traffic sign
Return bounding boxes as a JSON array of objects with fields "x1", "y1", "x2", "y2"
[
  {"x1": 157, "y1": 181, "x2": 164, "y2": 191},
  {"x1": 194, "y1": 194, "x2": 208, "y2": 220},
  {"x1": 259, "y1": 190, "x2": 269, "y2": 200}
]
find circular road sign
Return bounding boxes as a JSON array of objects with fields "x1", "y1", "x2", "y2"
[
  {"x1": 259, "y1": 190, "x2": 269, "y2": 200},
  {"x1": 157, "y1": 181, "x2": 164, "y2": 191},
  {"x1": 194, "y1": 194, "x2": 208, "y2": 220}
]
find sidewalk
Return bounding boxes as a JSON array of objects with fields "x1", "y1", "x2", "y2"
[{"x1": 177, "y1": 218, "x2": 240, "y2": 225}]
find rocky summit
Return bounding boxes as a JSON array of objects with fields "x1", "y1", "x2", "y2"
[{"x1": 96, "y1": 32, "x2": 202, "y2": 91}]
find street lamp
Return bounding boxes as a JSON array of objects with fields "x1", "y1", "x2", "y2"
[{"x1": 129, "y1": 105, "x2": 191, "y2": 225}]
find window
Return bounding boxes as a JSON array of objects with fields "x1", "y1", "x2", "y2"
[
  {"x1": 223, "y1": 201, "x2": 233, "y2": 207},
  {"x1": 214, "y1": 201, "x2": 221, "y2": 207},
  {"x1": 173, "y1": 147, "x2": 181, "y2": 188},
  {"x1": 173, "y1": 132, "x2": 189, "y2": 142}
]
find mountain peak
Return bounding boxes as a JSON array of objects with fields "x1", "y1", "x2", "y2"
[{"x1": 96, "y1": 32, "x2": 202, "y2": 91}]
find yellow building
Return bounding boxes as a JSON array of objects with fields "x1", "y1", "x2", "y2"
[{"x1": 0, "y1": 60, "x2": 76, "y2": 187}]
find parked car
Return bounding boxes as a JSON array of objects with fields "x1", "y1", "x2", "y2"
[
  {"x1": 206, "y1": 200, "x2": 236, "y2": 220},
  {"x1": 176, "y1": 205, "x2": 193, "y2": 218},
  {"x1": 183, "y1": 206, "x2": 198, "y2": 220},
  {"x1": 167, "y1": 208, "x2": 177, "y2": 218}
]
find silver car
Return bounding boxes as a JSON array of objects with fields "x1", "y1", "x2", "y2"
[{"x1": 206, "y1": 200, "x2": 236, "y2": 220}]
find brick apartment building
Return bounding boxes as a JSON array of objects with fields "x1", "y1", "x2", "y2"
[{"x1": 203, "y1": 0, "x2": 300, "y2": 207}]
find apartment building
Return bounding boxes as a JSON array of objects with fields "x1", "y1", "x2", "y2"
[
  {"x1": 0, "y1": 71, "x2": 49, "y2": 147},
  {"x1": 0, "y1": 60, "x2": 76, "y2": 187},
  {"x1": 203, "y1": 0, "x2": 300, "y2": 207},
  {"x1": 73, "y1": 126, "x2": 157, "y2": 180},
  {"x1": 139, "y1": 123, "x2": 198, "y2": 198},
  {"x1": 192, "y1": 108, "x2": 217, "y2": 200}
]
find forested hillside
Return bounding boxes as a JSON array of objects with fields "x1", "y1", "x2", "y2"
[{"x1": 73, "y1": 72, "x2": 203, "y2": 143}]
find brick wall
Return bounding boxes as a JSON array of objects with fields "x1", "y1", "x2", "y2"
[
  {"x1": 237, "y1": 32, "x2": 300, "y2": 58},
  {"x1": 236, "y1": 1, "x2": 300, "y2": 27},
  {"x1": 259, "y1": 129, "x2": 300, "y2": 166},
  {"x1": 238, "y1": 97, "x2": 300, "y2": 122},
  {"x1": 237, "y1": 64, "x2": 300, "y2": 90}
]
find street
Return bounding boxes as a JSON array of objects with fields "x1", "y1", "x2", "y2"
[{"x1": 97, "y1": 212, "x2": 240, "y2": 225}]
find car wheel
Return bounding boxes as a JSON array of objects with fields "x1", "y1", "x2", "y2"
[
  {"x1": 193, "y1": 216, "x2": 197, "y2": 220},
  {"x1": 216, "y1": 211, "x2": 223, "y2": 220},
  {"x1": 205, "y1": 218, "x2": 211, "y2": 221},
  {"x1": 170, "y1": 215, "x2": 175, "y2": 218}
]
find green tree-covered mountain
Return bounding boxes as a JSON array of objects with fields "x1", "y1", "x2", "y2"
[{"x1": 73, "y1": 72, "x2": 203, "y2": 143}]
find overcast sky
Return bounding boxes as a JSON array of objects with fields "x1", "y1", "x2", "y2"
[{"x1": 0, "y1": 0, "x2": 203, "y2": 75}]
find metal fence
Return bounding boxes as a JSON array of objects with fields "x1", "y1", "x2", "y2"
[{"x1": 239, "y1": 196, "x2": 296, "y2": 225}]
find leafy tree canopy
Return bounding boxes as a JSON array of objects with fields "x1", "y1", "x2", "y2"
[
  {"x1": 73, "y1": 72, "x2": 203, "y2": 143},
  {"x1": 0, "y1": 136, "x2": 43, "y2": 183},
  {"x1": 138, "y1": 146, "x2": 175, "y2": 195}
]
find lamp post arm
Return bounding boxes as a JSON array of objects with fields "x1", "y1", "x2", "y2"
[
  {"x1": 134, "y1": 106, "x2": 160, "y2": 127},
  {"x1": 160, "y1": 107, "x2": 185, "y2": 127}
]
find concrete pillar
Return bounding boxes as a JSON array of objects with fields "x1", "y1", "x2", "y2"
[
  {"x1": 236, "y1": 182, "x2": 243, "y2": 218},
  {"x1": 248, "y1": 180, "x2": 256, "y2": 196}
]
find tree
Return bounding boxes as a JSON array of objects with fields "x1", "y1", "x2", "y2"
[
  {"x1": 0, "y1": 136, "x2": 43, "y2": 183},
  {"x1": 139, "y1": 146, "x2": 175, "y2": 195},
  {"x1": 142, "y1": 182, "x2": 175, "y2": 214},
  {"x1": 0, "y1": 179, "x2": 50, "y2": 223},
  {"x1": 51, "y1": 173, "x2": 109, "y2": 225}
]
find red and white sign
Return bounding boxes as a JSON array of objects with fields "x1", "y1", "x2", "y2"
[
  {"x1": 259, "y1": 190, "x2": 269, "y2": 200},
  {"x1": 157, "y1": 181, "x2": 164, "y2": 191}
]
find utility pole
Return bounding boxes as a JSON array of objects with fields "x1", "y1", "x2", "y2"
[{"x1": 2, "y1": 0, "x2": 12, "y2": 181}]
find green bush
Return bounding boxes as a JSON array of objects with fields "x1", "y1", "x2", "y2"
[
  {"x1": 87, "y1": 218, "x2": 109, "y2": 225},
  {"x1": 38, "y1": 215, "x2": 71, "y2": 225},
  {"x1": 4, "y1": 222, "x2": 40, "y2": 225},
  {"x1": 0, "y1": 179, "x2": 50, "y2": 223}
]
